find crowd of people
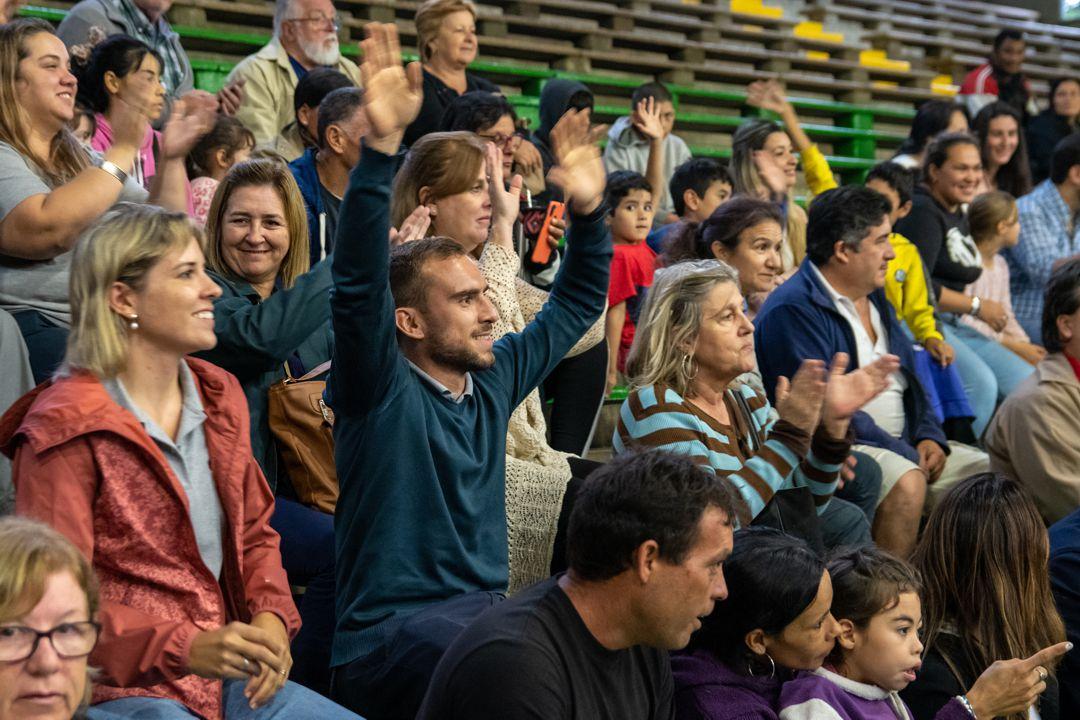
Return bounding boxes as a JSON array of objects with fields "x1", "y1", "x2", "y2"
[{"x1": 0, "y1": 0, "x2": 1079, "y2": 718}]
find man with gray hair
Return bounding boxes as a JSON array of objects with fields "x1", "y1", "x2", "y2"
[{"x1": 226, "y1": 0, "x2": 361, "y2": 146}]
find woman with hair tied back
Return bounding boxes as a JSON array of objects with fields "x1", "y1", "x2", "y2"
[
  {"x1": 0, "y1": 204, "x2": 359, "y2": 719},
  {"x1": 672, "y1": 526, "x2": 843, "y2": 719},
  {"x1": 902, "y1": 473, "x2": 1071, "y2": 720},
  {"x1": 0, "y1": 516, "x2": 100, "y2": 720},
  {"x1": 892, "y1": 101, "x2": 970, "y2": 172},
  {"x1": 614, "y1": 259, "x2": 898, "y2": 547},
  {"x1": 0, "y1": 19, "x2": 214, "y2": 384}
]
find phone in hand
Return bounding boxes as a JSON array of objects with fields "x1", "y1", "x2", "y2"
[{"x1": 530, "y1": 201, "x2": 566, "y2": 266}]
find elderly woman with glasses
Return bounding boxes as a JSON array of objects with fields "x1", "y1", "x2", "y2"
[{"x1": 613, "y1": 259, "x2": 897, "y2": 544}]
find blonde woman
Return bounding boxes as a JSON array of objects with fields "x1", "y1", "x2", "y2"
[
  {"x1": 0, "y1": 516, "x2": 99, "y2": 720},
  {"x1": 0, "y1": 19, "x2": 214, "y2": 382},
  {"x1": 613, "y1": 259, "x2": 896, "y2": 546},
  {"x1": 0, "y1": 203, "x2": 358, "y2": 719}
]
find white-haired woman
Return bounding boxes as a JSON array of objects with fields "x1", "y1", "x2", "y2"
[
  {"x1": 0, "y1": 203, "x2": 359, "y2": 719},
  {"x1": 613, "y1": 259, "x2": 897, "y2": 546}
]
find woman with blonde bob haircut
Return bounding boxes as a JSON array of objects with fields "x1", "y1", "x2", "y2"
[
  {"x1": 0, "y1": 18, "x2": 214, "y2": 383},
  {"x1": 0, "y1": 203, "x2": 358, "y2": 719},
  {"x1": 0, "y1": 516, "x2": 100, "y2": 720},
  {"x1": 199, "y1": 157, "x2": 338, "y2": 693},
  {"x1": 614, "y1": 259, "x2": 896, "y2": 546},
  {"x1": 404, "y1": 0, "x2": 498, "y2": 146}
]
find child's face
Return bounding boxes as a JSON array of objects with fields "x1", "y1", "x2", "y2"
[
  {"x1": 840, "y1": 591, "x2": 924, "y2": 692},
  {"x1": 609, "y1": 189, "x2": 655, "y2": 242},
  {"x1": 655, "y1": 100, "x2": 676, "y2": 137},
  {"x1": 686, "y1": 180, "x2": 732, "y2": 223},
  {"x1": 865, "y1": 178, "x2": 911, "y2": 226}
]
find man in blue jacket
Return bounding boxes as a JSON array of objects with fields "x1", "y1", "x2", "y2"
[
  {"x1": 325, "y1": 25, "x2": 612, "y2": 720},
  {"x1": 754, "y1": 186, "x2": 987, "y2": 557}
]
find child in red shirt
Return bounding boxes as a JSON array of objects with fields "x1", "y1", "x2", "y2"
[{"x1": 605, "y1": 171, "x2": 658, "y2": 393}]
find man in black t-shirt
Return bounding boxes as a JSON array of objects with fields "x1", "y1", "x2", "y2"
[{"x1": 417, "y1": 451, "x2": 738, "y2": 719}]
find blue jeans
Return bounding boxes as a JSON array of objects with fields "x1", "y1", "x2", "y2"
[
  {"x1": 819, "y1": 450, "x2": 882, "y2": 549},
  {"x1": 270, "y1": 497, "x2": 336, "y2": 695},
  {"x1": 11, "y1": 309, "x2": 68, "y2": 384},
  {"x1": 940, "y1": 319, "x2": 1034, "y2": 438},
  {"x1": 85, "y1": 679, "x2": 362, "y2": 719}
]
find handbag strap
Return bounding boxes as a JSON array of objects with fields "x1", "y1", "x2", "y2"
[{"x1": 283, "y1": 359, "x2": 332, "y2": 383}]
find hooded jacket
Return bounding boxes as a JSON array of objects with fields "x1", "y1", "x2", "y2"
[
  {"x1": 533, "y1": 79, "x2": 593, "y2": 173},
  {"x1": 603, "y1": 115, "x2": 693, "y2": 222},
  {"x1": 671, "y1": 649, "x2": 782, "y2": 720},
  {"x1": 0, "y1": 358, "x2": 300, "y2": 720}
]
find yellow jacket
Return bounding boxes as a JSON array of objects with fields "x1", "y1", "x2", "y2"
[{"x1": 885, "y1": 233, "x2": 943, "y2": 343}]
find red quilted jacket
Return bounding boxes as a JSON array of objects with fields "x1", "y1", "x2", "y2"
[{"x1": 0, "y1": 358, "x2": 300, "y2": 720}]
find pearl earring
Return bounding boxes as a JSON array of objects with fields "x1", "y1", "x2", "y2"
[{"x1": 128, "y1": 314, "x2": 139, "y2": 330}]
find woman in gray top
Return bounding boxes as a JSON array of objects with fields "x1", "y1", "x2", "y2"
[{"x1": 0, "y1": 19, "x2": 213, "y2": 381}]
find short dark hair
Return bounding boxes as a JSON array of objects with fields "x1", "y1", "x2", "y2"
[
  {"x1": 687, "y1": 527, "x2": 825, "y2": 667},
  {"x1": 631, "y1": 81, "x2": 673, "y2": 107},
  {"x1": 294, "y1": 67, "x2": 353, "y2": 116},
  {"x1": 1049, "y1": 76, "x2": 1080, "y2": 102},
  {"x1": 604, "y1": 170, "x2": 652, "y2": 215},
  {"x1": 1050, "y1": 133, "x2": 1080, "y2": 185},
  {"x1": 566, "y1": 450, "x2": 737, "y2": 582},
  {"x1": 826, "y1": 546, "x2": 921, "y2": 665},
  {"x1": 805, "y1": 186, "x2": 892, "y2": 266},
  {"x1": 897, "y1": 100, "x2": 969, "y2": 156},
  {"x1": 388, "y1": 236, "x2": 469, "y2": 310},
  {"x1": 923, "y1": 131, "x2": 980, "y2": 179},
  {"x1": 662, "y1": 195, "x2": 782, "y2": 266},
  {"x1": 440, "y1": 91, "x2": 516, "y2": 133},
  {"x1": 865, "y1": 162, "x2": 916, "y2": 207},
  {"x1": 317, "y1": 87, "x2": 365, "y2": 150},
  {"x1": 670, "y1": 158, "x2": 732, "y2": 216},
  {"x1": 993, "y1": 29, "x2": 1024, "y2": 51},
  {"x1": 1042, "y1": 258, "x2": 1080, "y2": 353}
]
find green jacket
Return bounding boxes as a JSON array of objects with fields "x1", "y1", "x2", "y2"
[{"x1": 198, "y1": 259, "x2": 333, "y2": 493}]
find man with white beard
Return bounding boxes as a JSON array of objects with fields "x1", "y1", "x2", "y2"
[{"x1": 226, "y1": 0, "x2": 362, "y2": 146}]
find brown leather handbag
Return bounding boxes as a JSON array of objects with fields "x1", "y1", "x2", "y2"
[{"x1": 267, "y1": 360, "x2": 338, "y2": 513}]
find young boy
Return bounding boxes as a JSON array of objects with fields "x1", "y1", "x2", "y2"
[
  {"x1": 865, "y1": 162, "x2": 954, "y2": 368},
  {"x1": 605, "y1": 170, "x2": 657, "y2": 393},
  {"x1": 603, "y1": 82, "x2": 691, "y2": 226},
  {"x1": 646, "y1": 157, "x2": 732, "y2": 254}
]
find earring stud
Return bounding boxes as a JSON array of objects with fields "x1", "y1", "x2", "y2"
[{"x1": 128, "y1": 314, "x2": 139, "y2": 330}]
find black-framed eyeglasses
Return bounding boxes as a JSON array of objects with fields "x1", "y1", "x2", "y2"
[
  {"x1": 0, "y1": 621, "x2": 101, "y2": 663},
  {"x1": 285, "y1": 12, "x2": 341, "y2": 30}
]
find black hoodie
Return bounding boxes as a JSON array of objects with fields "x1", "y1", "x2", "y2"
[
  {"x1": 894, "y1": 185, "x2": 982, "y2": 298},
  {"x1": 531, "y1": 79, "x2": 593, "y2": 173}
]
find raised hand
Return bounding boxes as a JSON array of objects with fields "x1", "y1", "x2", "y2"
[
  {"x1": 746, "y1": 79, "x2": 791, "y2": 117},
  {"x1": 822, "y1": 353, "x2": 900, "y2": 438},
  {"x1": 752, "y1": 148, "x2": 790, "y2": 197},
  {"x1": 632, "y1": 96, "x2": 665, "y2": 141},
  {"x1": 774, "y1": 359, "x2": 827, "y2": 436},
  {"x1": 160, "y1": 91, "x2": 218, "y2": 161},
  {"x1": 108, "y1": 94, "x2": 152, "y2": 153},
  {"x1": 547, "y1": 108, "x2": 607, "y2": 215},
  {"x1": 359, "y1": 23, "x2": 422, "y2": 153},
  {"x1": 487, "y1": 141, "x2": 524, "y2": 236},
  {"x1": 389, "y1": 205, "x2": 432, "y2": 246}
]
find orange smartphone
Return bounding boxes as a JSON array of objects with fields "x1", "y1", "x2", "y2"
[{"x1": 530, "y1": 201, "x2": 566, "y2": 266}]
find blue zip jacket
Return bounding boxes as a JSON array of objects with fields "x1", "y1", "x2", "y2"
[
  {"x1": 288, "y1": 147, "x2": 326, "y2": 267},
  {"x1": 753, "y1": 260, "x2": 948, "y2": 464},
  {"x1": 326, "y1": 146, "x2": 612, "y2": 666}
]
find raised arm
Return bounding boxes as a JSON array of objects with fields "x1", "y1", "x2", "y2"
[
  {"x1": 633, "y1": 97, "x2": 668, "y2": 214},
  {"x1": 325, "y1": 23, "x2": 423, "y2": 416},
  {"x1": 747, "y1": 79, "x2": 837, "y2": 196}
]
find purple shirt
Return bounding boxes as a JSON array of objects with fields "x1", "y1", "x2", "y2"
[{"x1": 672, "y1": 649, "x2": 782, "y2": 720}]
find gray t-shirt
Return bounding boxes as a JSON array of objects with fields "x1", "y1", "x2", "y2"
[
  {"x1": 103, "y1": 362, "x2": 224, "y2": 579},
  {"x1": 0, "y1": 142, "x2": 147, "y2": 326}
]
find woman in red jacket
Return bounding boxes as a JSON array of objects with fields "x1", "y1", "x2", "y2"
[{"x1": 0, "y1": 203, "x2": 359, "y2": 719}]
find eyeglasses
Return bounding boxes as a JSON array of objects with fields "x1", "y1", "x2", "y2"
[
  {"x1": 0, "y1": 622, "x2": 101, "y2": 663},
  {"x1": 285, "y1": 12, "x2": 341, "y2": 30},
  {"x1": 476, "y1": 132, "x2": 522, "y2": 151}
]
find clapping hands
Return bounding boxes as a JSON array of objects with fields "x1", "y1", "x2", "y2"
[{"x1": 776, "y1": 353, "x2": 899, "y2": 439}]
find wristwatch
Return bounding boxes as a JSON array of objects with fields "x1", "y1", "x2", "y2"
[{"x1": 969, "y1": 295, "x2": 982, "y2": 318}]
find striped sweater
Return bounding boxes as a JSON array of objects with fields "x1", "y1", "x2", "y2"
[{"x1": 613, "y1": 383, "x2": 849, "y2": 520}]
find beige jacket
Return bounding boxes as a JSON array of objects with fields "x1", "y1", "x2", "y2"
[
  {"x1": 987, "y1": 352, "x2": 1080, "y2": 523},
  {"x1": 225, "y1": 36, "x2": 362, "y2": 145}
]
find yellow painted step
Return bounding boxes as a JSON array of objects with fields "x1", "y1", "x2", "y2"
[
  {"x1": 805, "y1": 49, "x2": 831, "y2": 61},
  {"x1": 794, "y1": 20, "x2": 844, "y2": 44},
  {"x1": 932, "y1": 74, "x2": 959, "y2": 96},
  {"x1": 859, "y1": 49, "x2": 910, "y2": 73},
  {"x1": 731, "y1": 0, "x2": 783, "y2": 19}
]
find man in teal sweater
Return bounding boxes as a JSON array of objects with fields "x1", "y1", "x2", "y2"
[{"x1": 325, "y1": 25, "x2": 612, "y2": 719}]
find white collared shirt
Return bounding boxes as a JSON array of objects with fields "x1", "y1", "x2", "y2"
[{"x1": 810, "y1": 263, "x2": 908, "y2": 437}]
